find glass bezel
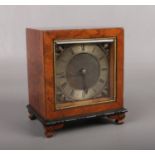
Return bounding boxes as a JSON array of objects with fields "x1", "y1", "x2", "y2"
[{"x1": 53, "y1": 37, "x2": 117, "y2": 110}]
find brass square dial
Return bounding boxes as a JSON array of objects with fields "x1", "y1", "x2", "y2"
[{"x1": 54, "y1": 38, "x2": 116, "y2": 109}]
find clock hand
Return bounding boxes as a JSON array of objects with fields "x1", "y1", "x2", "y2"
[
  {"x1": 67, "y1": 73, "x2": 81, "y2": 77},
  {"x1": 80, "y1": 68, "x2": 88, "y2": 94},
  {"x1": 83, "y1": 75, "x2": 88, "y2": 94},
  {"x1": 68, "y1": 69, "x2": 89, "y2": 78}
]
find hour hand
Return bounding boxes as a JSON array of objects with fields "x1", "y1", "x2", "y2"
[{"x1": 67, "y1": 72, "x2": 80, "y2": 77}]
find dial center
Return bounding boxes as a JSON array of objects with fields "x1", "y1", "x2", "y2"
[
  {"x1": 80, "y1": 68, "x2": 87, "y2": 75},
  {"x1": 66, "y1": 53, "x2": 100, "y2": 90}
]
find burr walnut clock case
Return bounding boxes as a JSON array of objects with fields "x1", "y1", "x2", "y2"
[{"x1": 26, "y1": 28, "x2": 127, "y2": 137}]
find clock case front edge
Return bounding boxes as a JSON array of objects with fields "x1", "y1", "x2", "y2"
[{"x1": 26, "y1": 28, "x2": 127, "y2": 126}]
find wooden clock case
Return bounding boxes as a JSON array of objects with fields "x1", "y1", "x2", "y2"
[{"x1": 26, "y1": 28, "x2": 127, "y2": 137}]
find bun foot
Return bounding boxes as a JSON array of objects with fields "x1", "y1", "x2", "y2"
[
  {"x1": 28, "y1": 113, "x2": 36, "y2": 120},
  {"x1": 44, "y1": 126, "x2": 54, "y2": 138},
  {"x1": 108, "y1": 113, "x2": 125, "y2": 125},
  {"x1": 44, "y1": 124, "x2": 64, "y2": 138},
  {"x1": 115, "y1": 119, "x2": 124, "y2": 124}
]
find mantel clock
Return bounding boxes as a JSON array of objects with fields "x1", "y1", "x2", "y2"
[{"x1": 26, "y1": 28, "x2": 127, "y2": 137}]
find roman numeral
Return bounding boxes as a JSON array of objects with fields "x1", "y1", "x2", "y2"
[
  {"x1": 92, "y1": 89, "x2": 96, "y2": 93},
  {"x1": 99, "y1": 55, "x2": 105, "y2": 60},
  {"x1": 81, "y1": 44, "x2": 85, "y2": 51},
  {"x1": 61, "y1": 59, "x2": 67, "y2": 63},
  {"x1": 61, "y1": 82, "x2": 67, "y2": 89},
  {"x1": 92, "y1": 47, "x2": 96, "y2": 53},
  {"x1": 82, "y1": 91, "x2": 85, "y2": 98},
  {"x1": 99, "y1": 79, "x2": 104, "y2": 83},
  {"x1": 70, "y1": 48, "x2": 75, "y2": 55},
  {"x1": 101, "y1": 68, "x2": 108, "y2": 71},
  {"x1": 70, "y1": 89, "x2": 74, "y2": 96},
  {"x1": 57, "y1": 72, "x2": 65, "y2": 78}
]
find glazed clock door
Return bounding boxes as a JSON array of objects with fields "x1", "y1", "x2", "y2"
[{"x1": 54, "y1": 38, "x2": 117, "y2": 110}]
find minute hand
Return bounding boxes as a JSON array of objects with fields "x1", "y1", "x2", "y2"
[{"x1": 81, "y1": 74, "x2": 88, "y2": 94}]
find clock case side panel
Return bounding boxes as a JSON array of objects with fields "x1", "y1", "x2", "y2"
[
  {"x1": 26, "y1": 29, "x2": 46, "y2": 118},
  {"x1": 42, "y1": 31, "x2": 64, "y2": 120},
  {"x1": 116, "y1": 28, "x2": 124, "y2": 108},
  {"x1": 43, "y1": 28, "x2": 125, "y2": 121}
]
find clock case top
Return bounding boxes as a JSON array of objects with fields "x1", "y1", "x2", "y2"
[{"x1": 26, "y1": 28, "x2": 125, "y2": 123}]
